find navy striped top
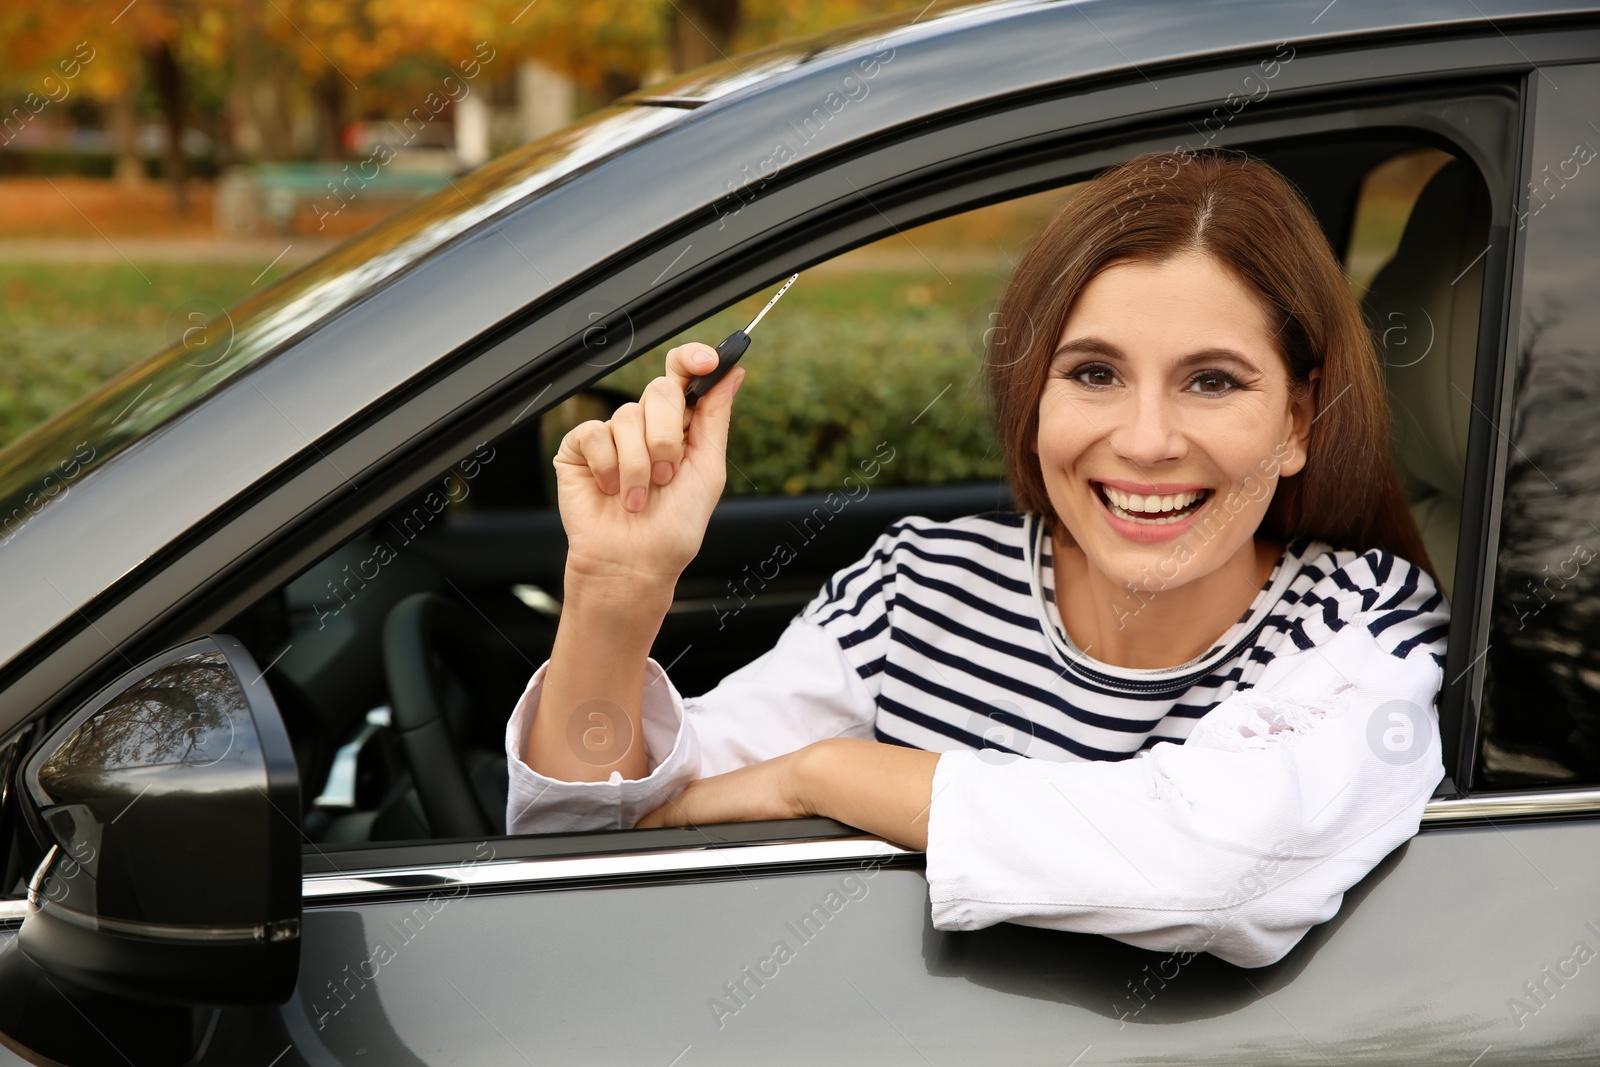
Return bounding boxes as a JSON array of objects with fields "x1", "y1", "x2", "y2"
[{"x1": 797, "y1": 511, "x2": 1449, "y2": 764}]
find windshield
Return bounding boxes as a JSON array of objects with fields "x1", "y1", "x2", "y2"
[{"x1": 0, "y1": 103, "x2": 681, "y2": 550}]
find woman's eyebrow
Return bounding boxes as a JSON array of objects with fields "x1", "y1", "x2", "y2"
[
  {"x1": 1051, "y1": 337, "x2": 1123, "y2": 361},
  {"x1": 1176, "y1": 348, "x2": 1264, "y2": 375},
  {"x1": 1052, "y1": 338, "x2": 1264, "y2": 375}
]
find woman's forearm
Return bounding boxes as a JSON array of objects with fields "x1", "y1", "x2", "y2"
[
  {"x1": 799, "y1": 739, "x2": 940, "y2": 851},
  {"x1": 523, "y1": 570, "x2": 676, "y2": 783}
]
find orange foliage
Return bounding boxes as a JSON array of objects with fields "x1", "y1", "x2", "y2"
[{"x1": 0, "y1": 0, "x2": 928, "y2": 121}]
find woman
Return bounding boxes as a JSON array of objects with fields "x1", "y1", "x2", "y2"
[{"x1": 503, "y1": 150, "x2": 1449, "y2": 969}]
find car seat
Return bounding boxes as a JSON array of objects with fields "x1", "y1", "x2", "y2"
[{"x1": 1362, "y1": 157, "x2": 1492, "y2": 598}]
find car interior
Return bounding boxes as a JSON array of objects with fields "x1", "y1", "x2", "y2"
[{"x1": 214, "y1": 132, "x2": 1490, "y2": 847}]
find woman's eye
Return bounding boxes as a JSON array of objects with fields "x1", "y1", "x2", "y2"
[
  {"x1": 1070, "y1": 363, "x2": 1118, "y2": 388},
  {"x1": 1187, "y1": 371, "x2": 1239, "y2": 396}
]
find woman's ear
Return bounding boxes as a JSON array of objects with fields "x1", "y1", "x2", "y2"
[{"x1": 1278, "y1": 367, "x2": 1320, "y2": 478}]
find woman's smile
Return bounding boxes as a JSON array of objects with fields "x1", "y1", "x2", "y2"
[{"x1": 1091, "y1": 478, "x2": 1214, "y2": 541}]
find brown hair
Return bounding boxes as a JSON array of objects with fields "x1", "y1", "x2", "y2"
[{"x1": 985, "y1": 149, "x2": 1437, "y2": 581}]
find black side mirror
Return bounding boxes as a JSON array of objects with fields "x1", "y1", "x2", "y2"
[{"x1": 16, "y1": 634, "x2": 301, "y2": 1006}]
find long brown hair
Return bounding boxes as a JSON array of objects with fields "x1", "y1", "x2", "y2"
[{"x1": 985, "y1": 149, "x2": 1437, "y2": 581}]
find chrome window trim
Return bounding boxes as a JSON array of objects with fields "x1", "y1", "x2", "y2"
[
  {"x1": 1420, "y1": 787, "x2": 1600, "y2": 823},
  {"x1": 299, "y1": 793, "x2": 1600, "y2": 905},
  {"x1": 303, "y1": 836, "x2": 910, "y2": 902}
]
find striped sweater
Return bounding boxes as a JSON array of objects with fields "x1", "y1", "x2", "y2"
[{"x1": 803, "y1": 510, "x2": 1448, "y2": 762}]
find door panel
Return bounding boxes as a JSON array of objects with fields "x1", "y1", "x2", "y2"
[{"x1": 206, "y1": 823, "x2": 1600, "y2": 1064}]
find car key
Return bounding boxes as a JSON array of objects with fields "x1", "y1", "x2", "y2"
[{"x1": 684, "y1": 273, "x2": 799, "y2": 407}]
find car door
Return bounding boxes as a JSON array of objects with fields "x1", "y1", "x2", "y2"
[{"x1": 219, "y1": 46, "x2": 1598, "y2": 1067}]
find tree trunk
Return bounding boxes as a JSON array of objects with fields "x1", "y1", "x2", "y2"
[
  {"x1": 312, "y1": 70, "x2": 344, "y2": 162},
  {"x1": 144, "y1": 40, "x2": 187, "y2": 214},
  {"x1": 670, "y1": 0, "x2": 741, "y2": 73},
  {"x1": 597, "y1": 69, "x2": 641, "y2": 106},
  {"x1": 109, "y1": 85, "x2": 145, "y2": 187}
]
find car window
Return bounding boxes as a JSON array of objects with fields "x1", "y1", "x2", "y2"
[
  {"x1": 595, "y1": 190, "x2": 1081, "y2": 498},
  {"x1": 1477, "y1": 64, "x2": 1600, "y2": 791},
  {"x1": 469, "y1": 188, "x2": 1077, "y2": 513},
  {"x1": 225, "y1": 183, "x2": 1080, "y2": 847},
  {"x1": 214, "y1": 125, "x2": 1497, "y2": 850}
]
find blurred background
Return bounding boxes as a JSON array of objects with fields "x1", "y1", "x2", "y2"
[
  {"x1": 0, "y1": 0, "x2": 928, "y2": 453},
  {"x1": 0, "y1": 0, "x2": 1435, "y2": 494}
]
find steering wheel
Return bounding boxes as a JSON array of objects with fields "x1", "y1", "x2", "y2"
[{"x1": 383, "y1": 593, "x2": 522, "y2": 838}]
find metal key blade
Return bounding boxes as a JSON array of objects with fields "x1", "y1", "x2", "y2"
[{"x1": 743, "y1": 273, "x2": 799, "y2": 335}]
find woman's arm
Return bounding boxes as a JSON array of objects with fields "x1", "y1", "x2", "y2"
[
  {"x1": 522, "y1": 571, "x2": 674, "y2": 782},
  {"x1": 513, "y1": 340, "x2": 741, "y2": 791},
  {"x1": 507, "y1": 616, "x2": 882, "y2": 834},
  {"x1": 921, "y1": 621, "x2": 1446, "y2": 968},
  {"x1": 636, "y1": 738, "x2": 940, "y2": 849},
  {"x1": 509, "y1": 515, "x2": 905, "y2": 835}
]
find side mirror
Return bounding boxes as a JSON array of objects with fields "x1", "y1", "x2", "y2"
[{"x1": 16, "y1": 635, "x2": 301, "y2": 1005}]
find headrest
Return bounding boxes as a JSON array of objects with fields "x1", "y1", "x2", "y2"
[{"x1": 1364, "y1": 158, "x2": 1490, "y2": 500}]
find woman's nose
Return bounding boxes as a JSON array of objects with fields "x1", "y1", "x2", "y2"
[{"x1": 1108, "y1": 388, "x2": 1186, "y2": 466}]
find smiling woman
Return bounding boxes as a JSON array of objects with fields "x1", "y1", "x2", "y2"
[{"x1": 505, "y1": 149, "x2": 1450, "y2": 969}]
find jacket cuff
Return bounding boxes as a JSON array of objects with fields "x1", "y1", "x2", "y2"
[{"x1": 504, "y1": 657, "x2": 700, "y2": 833}]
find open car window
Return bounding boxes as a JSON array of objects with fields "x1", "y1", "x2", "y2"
[{"x1": 210, "y1": 118, "x2": 1496, "y2": 852}]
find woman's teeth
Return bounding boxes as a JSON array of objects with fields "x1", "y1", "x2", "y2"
[{"x1": 1099, "y1": 485, "x2": 1207, "y2": 524}]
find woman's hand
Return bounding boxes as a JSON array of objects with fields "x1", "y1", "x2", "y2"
[
  {"x1": 553, "y1": 344, "x2": 745, "y2": 590},
  {"x1": 636, "y1": 748, "x2": 812, "y2": 829}
]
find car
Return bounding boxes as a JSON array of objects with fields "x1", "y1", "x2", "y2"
[{"x1": 2, "y1": 0, "x2": 1600, "y2": 1063}]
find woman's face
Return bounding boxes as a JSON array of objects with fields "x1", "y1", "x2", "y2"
[{"x1": 1037, "y1": 250, "x2": 1315, "y2": 591}]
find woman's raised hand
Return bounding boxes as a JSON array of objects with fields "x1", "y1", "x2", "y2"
[{"x1": 553, "y1": 343, "x2": 745, "y2": 590}]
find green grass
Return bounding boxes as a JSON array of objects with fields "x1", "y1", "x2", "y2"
[
  {"x1": 0, "y1": 263, "x2": 286, "y2": 449},
  {"x1": 0, "y1": 263, "x2": 1008, "y2": 496}
]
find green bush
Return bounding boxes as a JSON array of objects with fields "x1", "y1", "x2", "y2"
[{"x1": 604, "y1": 272, "x2": 1009, "y2": 496}]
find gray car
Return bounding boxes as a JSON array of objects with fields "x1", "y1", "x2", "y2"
[{"x1": 2, "y1": 0, "x2": 1599, "y2": 1063}]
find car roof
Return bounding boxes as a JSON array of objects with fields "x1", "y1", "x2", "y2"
[{"x1": 0, "y1": 0, "x2": 1594, "y2": 704}]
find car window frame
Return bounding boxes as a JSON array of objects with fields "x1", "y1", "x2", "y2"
[
  {"x1": 7, "y1": 33, "x2": 1580, "y2": 895},
  {"x1": 286, "y1": 86, "x2": 1523, "y2": 876},
  {"x1": 1461, "y1": 58, "x2": 1600, "y2": 798}
]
